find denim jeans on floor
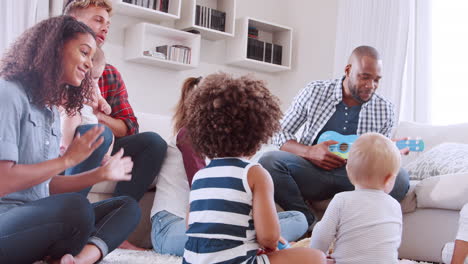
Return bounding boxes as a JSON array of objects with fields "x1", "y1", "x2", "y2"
[
  {"x1": 259, "y1": 150, "x2": 410, "y2": 226},
  {"x1": 150, "y1": 210, "x2": 308, "y2": 256},
  {"x1": 66, "y1": 124, "x2": 167, "y2": 202},
  {"x1": 0, "y1": 193, "x2": 140, "y2": 264},
  {"x1": 65, "y1": 124, "x2": 113, "y2": 196}
]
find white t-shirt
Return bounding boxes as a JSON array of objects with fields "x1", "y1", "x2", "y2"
[
  {"x1": 80, "y1": 85, "x2": 101, "y2": 125},
  {"x1": 310, "y1": 189, "x2": 402, "y2": 264},
  {"x1": 80, "y1": 105, "x2": 98, "y2": 125},
  {"x1": 150, "y1": 135, "x2": 190, "y2": 218}
]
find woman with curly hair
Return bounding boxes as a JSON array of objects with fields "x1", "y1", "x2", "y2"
[
  {"x1": 182, "y1": 72, "x2": 326, "y2": 264},
  {"x1": 0, "y1": 16, "x2": 140, "y2": 264}
]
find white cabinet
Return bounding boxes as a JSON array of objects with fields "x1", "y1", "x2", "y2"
[
  {"x1": 176, "y1": 0, "x2": 236, "y2": 41},
  {"x1": 124, "y1": 22, "x2": 201, "y2": 70},
  {"x1": 112, "y1": 0, "x2": 181, "y2": 23},
  {"x1": 226, "y1": 17, "x2": 293, "y2": 73}
]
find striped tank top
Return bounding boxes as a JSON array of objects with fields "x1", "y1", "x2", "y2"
[{"x1": 183, "y1": 158, "x2": 265, "y2": 264}]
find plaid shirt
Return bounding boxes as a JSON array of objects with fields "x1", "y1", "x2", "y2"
[
  {"x1": 98, "y1": 64, "x2": 139, "y2": 136},
  {"x1": 273, "y1": 77, "x2": 395, "y2": 147}
]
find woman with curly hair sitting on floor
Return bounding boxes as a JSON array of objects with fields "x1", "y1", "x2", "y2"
[{"x1": 0, "y1": 16, "x2": 140, "y2": 264}]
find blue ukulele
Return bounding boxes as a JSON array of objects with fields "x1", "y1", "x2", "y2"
[{"x1": 317, "y1": 131, "x2": 425, "y2": 159}]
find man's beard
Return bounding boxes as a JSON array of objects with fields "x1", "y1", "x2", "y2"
[{"x1": 349, "y1": 83, "x2": 373, "y2": 104}]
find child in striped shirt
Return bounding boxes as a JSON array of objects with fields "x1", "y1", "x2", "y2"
[{"x1": 182, "y1": 72, "x2": 326, "y2": 264}]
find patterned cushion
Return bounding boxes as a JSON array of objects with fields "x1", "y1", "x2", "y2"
[{"x1": 405, "y1": 143, "x2": 468, "y2": 180}]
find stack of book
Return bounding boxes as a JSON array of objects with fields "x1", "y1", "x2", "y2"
[
  {"x1": 247, "y1": 38, "x2": 282, "y2": 65},
  {"x1": 154, "y1": 44, "x2": 192, "y2": 64},
  {"x1": 248, "y1": 27, "x2": 259, "y2": 39},
  {"x1": 195, "y1": 5, "x2": 226, "y2": 32},
  {"x1": 123, "y1": 0, "x2": 169, "y2": 13}
]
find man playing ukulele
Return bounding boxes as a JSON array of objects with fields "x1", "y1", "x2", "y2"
[{"x1": 259, "y1": 46, "x2": 410, "y2": 227}]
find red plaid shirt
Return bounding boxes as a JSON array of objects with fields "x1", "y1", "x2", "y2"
[{"x1": 98, "y1": 64, "x2": 139, "y2": 136}]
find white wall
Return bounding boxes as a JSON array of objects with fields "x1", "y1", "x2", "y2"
[{"x1": 102, "y1": 0, "x2": 338, "y2": 116}]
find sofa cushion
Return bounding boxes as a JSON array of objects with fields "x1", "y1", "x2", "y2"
[
  {"x1": 137, "y1": 112, "x2": 172, "y2": 141},
  {"x1": 394, "y1": 121, "x2": 468, "y2": 167},
  {"x1": 404, "y1": 143, "x2": 468, "y2": 180},
  {"x1": 415, "y1": 172, "x2": 468, "y2": 210},
  {"x1": 400, "y1": 180, "x2": 418, "y2": 213}
]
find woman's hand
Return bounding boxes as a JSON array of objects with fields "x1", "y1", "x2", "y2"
[
  {"x1": 61, "y1": 126, "x2": 105, "y2": 167},
  {"x1": 98, "y1": 148, "x2": 133, "y2": 182}
]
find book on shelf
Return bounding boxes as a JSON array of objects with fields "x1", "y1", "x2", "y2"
[
  {"x1": 248, "y1": 27, "x2": 258, "y2": 38},
  {"x1": 247, "y1": 37, "x2": 283, "y2": 65},
  {"x1": 155, "y1": 44, "x2": 191, "y2": 64},
  {"x1": 195, "y1": 5, "x2": 201, "y2": 26},
  {"x1": 154, "y1": 0, "x2": 169, "y2": 12},
  {"x1": 161, "y1": 0, "x2": 169, "y2": 13},
  {"x1": 143, "y1": 50, "x2": 166, "y2": 60},
  {"x1": 156, "y1": 45, "x2": 169, "y2": 57},
  {"x1": 247, "y1": 38, "x2": 264, "y2": 61},
  {"x1": 273, "y1": 44, "x2": 282, "y2": 65},
  {"x1": 125, "y1": 0, "x2": 167, "y2": 10},
  {"x1": 195, "y1": 4, "x2": 226, "y2": 32},
  {"x1": 264, "y1": 42, "x2": 272, "y2": 63}
]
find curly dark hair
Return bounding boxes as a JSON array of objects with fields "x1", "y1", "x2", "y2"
[
  {"x1": 0, "y1": 15, "x2": 96, "y2": 115},
  {"x1": 186, "y1": 72, "x2": 282, "y2": 159}
]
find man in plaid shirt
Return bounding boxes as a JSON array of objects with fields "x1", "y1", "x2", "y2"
[
  {"x1": 259, "y1": 46, "x2": 410, "y2": 227},
  {"x1": 64, "y1": 1, "x2": 167, "y2": 206}
]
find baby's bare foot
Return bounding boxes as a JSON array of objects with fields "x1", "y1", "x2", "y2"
[{"x1": 60, "y1": 254, "x2": 75, "y2": 264}]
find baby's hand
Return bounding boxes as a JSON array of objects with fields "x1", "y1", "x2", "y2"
[
  {"x1": 99, "y1": 101, "x2": 112, "y2": 115},
  {"x1": 101, "y1": 154, "x2": 111, "y2": 165}
]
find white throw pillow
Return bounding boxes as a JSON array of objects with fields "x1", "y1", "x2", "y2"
[
  {"x1": 404, "y1": 143, "x2": 468, "y2": 181},
  {"x1": 415, "y1": 172, "x2": 468, "y2": 210}
]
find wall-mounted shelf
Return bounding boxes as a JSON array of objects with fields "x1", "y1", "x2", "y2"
[
  {"x1": 124, "y1": 22, "x2": 201, "y2": 71},
  {"x1": 175, "y1": 0, "x2": 236, "y2": 41},
  {"x1": 112, "y1": 0, "x2": 181, "y2": 23},
  {"x1": 226, "y1": 17, "x2": 293, "y2": 73}
]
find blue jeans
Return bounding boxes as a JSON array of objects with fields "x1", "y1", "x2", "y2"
[
  {"x1": 150, "y1": 210, "x2": 308, "y2": 256},
  {"x1": 0, "y1": 193, "x2": 140, "y2": 264},
  {"x1": 259, "y1": 150, "x2": 410, "y2": 226},
  {"x1": 65, "y1": 124, "x2": 113, "y2": 196},
  {"x1": 66, "y1": 124, "x2": 167, "y2": 201}
]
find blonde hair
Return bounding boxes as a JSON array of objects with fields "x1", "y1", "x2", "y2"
[
  {"x1": 347, "y1": 133, "x2": 400, "y2": 187},
  {"x1": 63, "y1": 0, "x2": 113, "y2": 15}
]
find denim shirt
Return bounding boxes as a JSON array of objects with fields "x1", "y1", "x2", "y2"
[{"x1": 0, "y1": 79, "x2": 61, "y2": 214}]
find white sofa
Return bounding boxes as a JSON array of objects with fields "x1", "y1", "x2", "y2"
[
  {"x1": 88, "y1": 113, "x2": 468, "y2": 262},
  {"x1": 395, "y1": 121, "x2": 468, "y2": 263}
]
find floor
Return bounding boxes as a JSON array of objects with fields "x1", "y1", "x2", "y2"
[{"x1": 100, "y1": 249, "x2": 437, "y2": 264}]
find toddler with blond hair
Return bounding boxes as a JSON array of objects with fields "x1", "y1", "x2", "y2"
[{"x1": 310, "y1": 132, "x2": 402, "y2": 264}]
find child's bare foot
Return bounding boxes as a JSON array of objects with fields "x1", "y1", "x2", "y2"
[
  {"x1": 118, "y1": 240, "x2": 146, "y2": 251},
  {"x1": 61, "y1": 254, "x2": 76, "y2": 264},
  {"x1": 48, "y1": 254, "x2": 75, "y2": 264}
]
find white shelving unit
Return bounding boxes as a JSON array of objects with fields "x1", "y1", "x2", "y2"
[
  {"x1": 175, "y1": 0, "x2": 236, "y2": 41},
  {"x1": 226, "y1": 17, "x2": 293, "y2": 73},
  {"x1": 112, "y1": 0, "x2": 181, "y2": 23},
  {"x1": 124, "y1": 22, "x2": 201, "y2": 70}
]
